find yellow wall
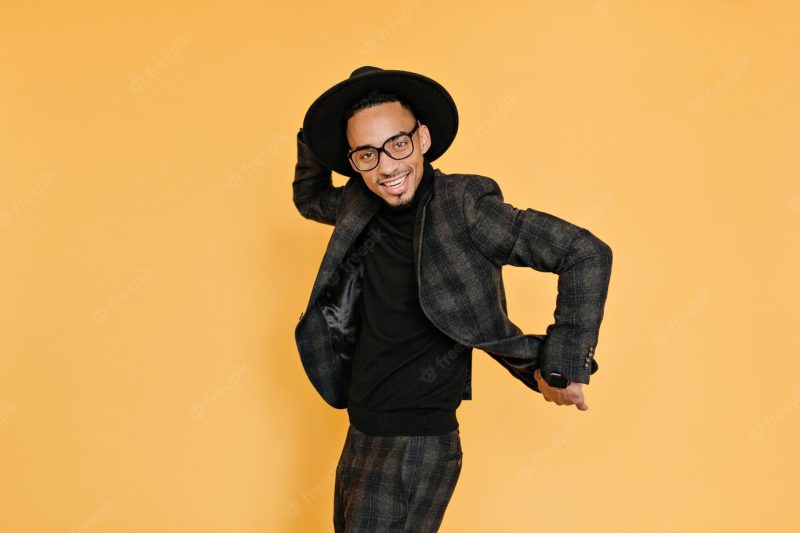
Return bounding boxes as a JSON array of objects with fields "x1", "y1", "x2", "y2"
[{"x1": 1, "y1": 1, "x2": 798, "y2": 531}]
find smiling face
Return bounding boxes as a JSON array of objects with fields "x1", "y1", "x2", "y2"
[{"x1": 346, "y1": 101, "x2": 431, "y2": 208}]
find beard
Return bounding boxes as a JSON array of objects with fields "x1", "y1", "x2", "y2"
[{"x1": 385, "y1": 192, "x2": 414, "y2": 210}]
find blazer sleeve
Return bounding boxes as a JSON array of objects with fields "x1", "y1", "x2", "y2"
[
  {"x1": 292, "y1": 127, "x2": 346, "y2": 226},
  {"x1": 463, "y1": 176, "x2": 613, "y2": 385}
]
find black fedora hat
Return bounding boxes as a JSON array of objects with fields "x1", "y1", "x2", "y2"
[{"x1": 302, "y1": 66, "x2": 459, "y2": 179}]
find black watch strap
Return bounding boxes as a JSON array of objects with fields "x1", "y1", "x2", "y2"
[{"x1": 546, "y1": 372, "x2": 570, "y2": 389}]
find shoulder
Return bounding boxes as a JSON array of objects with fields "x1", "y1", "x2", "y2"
[{"x1": 432, "y1": 168, "x2": 505, "y2": 203}]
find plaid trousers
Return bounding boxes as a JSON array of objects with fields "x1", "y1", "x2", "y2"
[{"x1": 334, "y1": 423, "x2": 463, "y2": 532}]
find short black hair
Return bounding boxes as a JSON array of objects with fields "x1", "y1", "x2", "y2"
[{"x1": 343, "y1": 89, "x2": 418, "y2": 126}]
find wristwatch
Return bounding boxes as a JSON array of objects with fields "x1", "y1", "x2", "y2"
[{"x1": 545, "y1": 372, "x2": 571, "y2": 389}]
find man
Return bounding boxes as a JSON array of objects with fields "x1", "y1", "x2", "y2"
[{"x1": 293, "y1": 66, "x2": 613, "y2": 532}]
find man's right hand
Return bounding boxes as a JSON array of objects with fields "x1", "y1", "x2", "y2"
[
  {"x1": 533, "y1": 368, "x2": 589, "y2": 411},
  {"x1": 293, "y1": 127, "x2": 344, "y2": 225}
]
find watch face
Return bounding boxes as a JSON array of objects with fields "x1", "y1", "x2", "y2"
[{"x1": 548, "y1": 373, "x2": 569, "y2": 388}]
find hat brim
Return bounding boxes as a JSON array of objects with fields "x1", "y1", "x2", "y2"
[{"x1": 302, "y1": 69, "x2": 458, "y2": 179}]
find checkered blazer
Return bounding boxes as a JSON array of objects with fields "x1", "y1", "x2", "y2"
[{"x1": 293, "y1": 129, "x2": 612, "y2": 409}]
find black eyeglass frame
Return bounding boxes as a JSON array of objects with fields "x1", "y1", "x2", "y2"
[{"x1": 346, "y1": 120, "x2": 421, "y2": 172}]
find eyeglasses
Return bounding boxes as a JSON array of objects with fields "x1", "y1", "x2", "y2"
[{"x1": 347, "y1": 120, "x2": 420, "y2": 172}]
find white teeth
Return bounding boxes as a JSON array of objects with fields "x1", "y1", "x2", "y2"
[{"x1": 384, "y1": 174, "x2": 407, "y2": 188}]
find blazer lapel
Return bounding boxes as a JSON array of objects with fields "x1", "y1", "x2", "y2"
[{"x1": 307, "y1": 182, "x2": 381, "y2": 306}]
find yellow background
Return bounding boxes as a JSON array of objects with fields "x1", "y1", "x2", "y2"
[{"x1": 2, "y1": 1, "x2": 798, "y2": 531}]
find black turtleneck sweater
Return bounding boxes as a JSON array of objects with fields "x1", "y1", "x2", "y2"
[{"x1": 346, "y1": 160, "x2": 470, "y2": 436}]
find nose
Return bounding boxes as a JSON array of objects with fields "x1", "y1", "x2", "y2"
[{"x1": 376, "y1": 149, "x2": 402, "y2": 177}]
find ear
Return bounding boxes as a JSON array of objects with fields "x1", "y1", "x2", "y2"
[{"x1": 418, "y1": 124, "x2": 432, "y2": 155}]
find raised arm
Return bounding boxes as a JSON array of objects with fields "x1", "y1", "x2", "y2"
[
  {"x1": 292, "y1": 128, "x2": 346, "y2": 226},
  {"x1": 463, "y1": 176, "x2": 613, "y2": 387}
]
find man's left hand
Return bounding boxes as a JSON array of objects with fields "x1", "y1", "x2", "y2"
[{"x1": 534, "y1": 368, "x2": 589, "y2": 411}]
